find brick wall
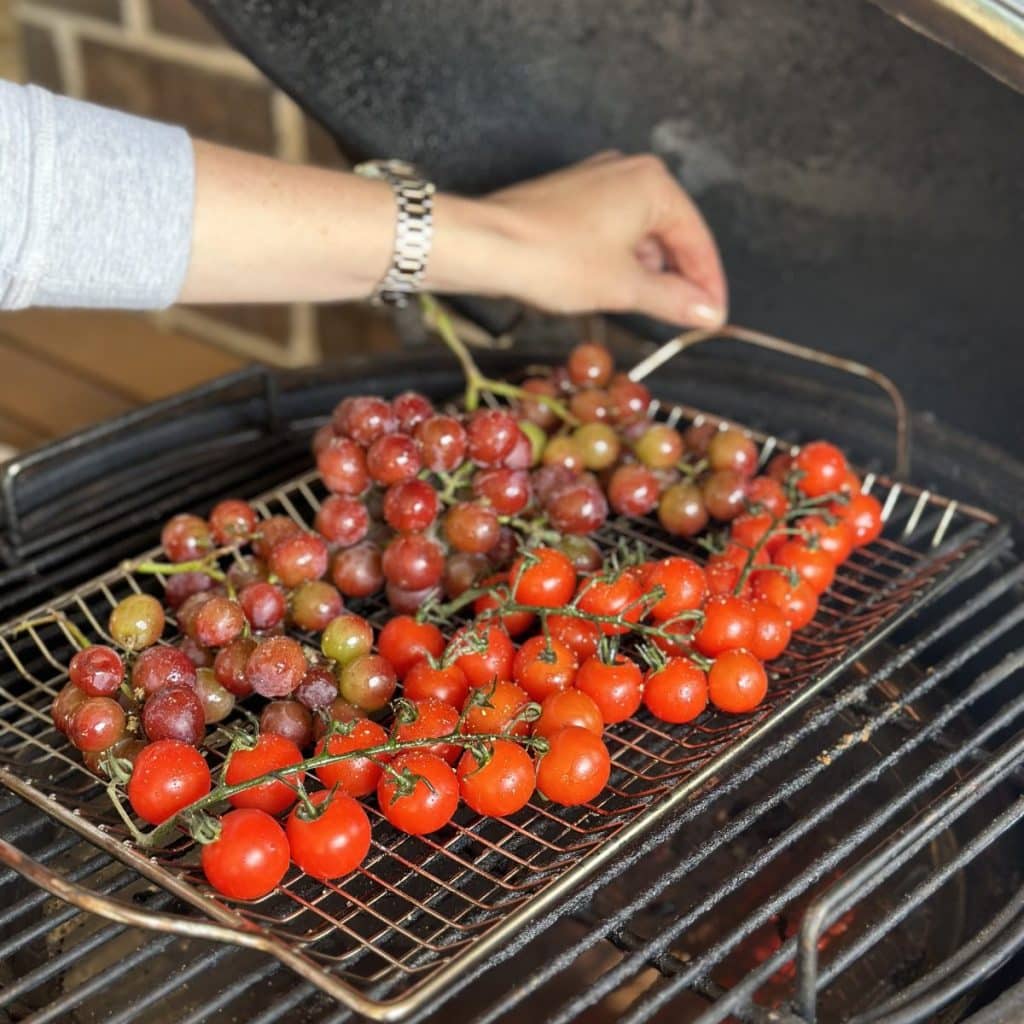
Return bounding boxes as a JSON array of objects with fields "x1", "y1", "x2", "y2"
[{"x1": 13, "y1": 0, "x2": 399, "y2": 365}]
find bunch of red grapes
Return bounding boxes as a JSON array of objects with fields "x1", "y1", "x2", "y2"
[{"x1": 48, "y1": 340, "x2": 885, "y2": 902}]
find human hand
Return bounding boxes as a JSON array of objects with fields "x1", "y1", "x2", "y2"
[{"x1": 429, "y1": 152, "x2": 727, "y2": 327}]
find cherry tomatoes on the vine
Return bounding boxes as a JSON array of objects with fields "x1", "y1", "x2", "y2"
[
  {"x1": 510, "y1": 548, "x2": 577, "y2": 608},
  {"x1": 377, "y1": 616, "x2": 445, "y2": 679},
  {"x1": 391, "y1": 697, "x2": 460, "y2": 764},
  {"x1": 404, "y1": 658, "x2": 471, "y2": 708},
  {"x1": 797, "y1": 515, "x2": 854, "y2": 565},
  {"x1": 286, "y1": 789, "x2": 371, "y2": 880},
  {"x1": 457, "y1": 740, "x2": 535, "y2": 817},
  {"x1": 749, "y1": 598, "x2": 792, "y2": 661},
  {"x1": 834, "y1": 492, "x2": 884, "y2": 547},
  {"x1": 127, "y1": 739, "x2": 211, "y2": 825},
  {"x1": 575, "y1": 655, "x2": 644, "y2": 724},
  {"x1": 201, "y1": 808, "x2": 289, "y2": 900},
  {"x1": 547, "y1": 614, "x2": 602, "y2": 663},
  {"x1": 447, "y1": 623, "x2": 514, "y2": 688},
  {"x1": 534, "y1": 689, "x2": 604, "y2": 739},
  {"x1": 474, "y1": 576, "x2": 536, "y2": 637},
  {"x1": 225, "y1": 733, "x2": 304, "y2": 816},
  {"x1": 708, "y1": 649, "x2": 768, "y2": 713},
  {"x1": 314, "y1": 719, "x2": 389, "y2": 797},
  {"x1": 512, "y1": 636, "x2": 578, "y2": 702},
  {"x1": 795, "y1": 441, "x2": 848, "y2": 498},
  {"x1": 646, "y1": 557, "x2": 707, "y2": 622},
  {"x1": 643, "y1": 657, "x2": 708, "y2": 724},
  {"x1": 775, "y1": 540, "x2": 836, "y2": 596},
  {"x1": 693, "y1": 596, "x2": 756, "y2": 657},
  {"x1": 461, "y1": 680, "x2": 532, "y2": 737},
  {"x1": 751, "y1": 571, "x2": 819, "y2": 631},
  {"x1": 575, "y1": 573, "x2": 643, "y2": 635},
  {"x1": 378, "y1": 751, "x2": 459, "y2": 834},
  {"x1": 536, "y1": 726, "x2": 611, "y2": 806}
]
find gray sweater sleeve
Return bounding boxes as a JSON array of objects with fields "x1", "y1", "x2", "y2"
[{"x1": 0, "y1": 81, "x2": 195, "y2": 310}]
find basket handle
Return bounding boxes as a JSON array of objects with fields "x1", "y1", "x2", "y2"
[
  {"x1": 627, "y1": 325, "x2": 910, "y2": 478},
  {"x1": 0, "y1": 836, "x2": 279, "y2": 952}
]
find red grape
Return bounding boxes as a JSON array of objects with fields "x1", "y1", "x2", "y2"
[
  {"x1": 382, "y1": 535, "x2": 445, "y2": 590},
  {"x1": 342, "y1": 396, "x2": 397, "y2": 445},
  {"x1": 443, "y1": 551, "x2": 489, "y2": 597},
  {"x1": 290, "y1": 580, "x2": 344, "y2": 632},
  {"x1": 466, "y1": 409, "x2": 518, "y2": 466},
  {"x1": 366, "y1": 433, "x2": 422, "y2": 486},
  {"x1": 546, "y1": 481, "x2": 608, "y2": 534},
  {"x1": 164, "y1": 571, "x2": 217, "y2": 610},
  {"x1": 246, "y1": 636, "x2": 307, "y2": 698},
  {"x1": 52, "y1": 682, "x2": 87, "y2": 733},
  {"x1": 658, "y1": 481, "x2": 709, "y2": 536},
  {"x1": 193, "y1": 596, "x2": 246, "y2": 648},
  {"x1": 518, "y1": 377, "x2": 560, "y2": 431},
  {"x1": 338, "y1": 653, "x2": 397, "y2": 711},
  {"x1": 386, "y1": 581, "x2": 441, "y2": 614},
  {"x1": 69, "y1": 645, "x2": 124, "y2": 697},
  {"x1": 315, "y1": 495, "x2": 369, "y2": 546},
  {"x1": 702, "y1": 469, "x2": 748, "y2": 521},
  {"x1": 708, "y1": 428, "x2": 759, "y2": 478},
  {"x1": 391, "y1": 391, "x2": 434, "y2": 432},
  {"x1": 608, "y1": 463, "x2": 660, "y2": 516},
  {"x1": 635, "y1": 425, "x2": 684, "y2": 469},
  {"x1": 317, "y1": 438, "x2": 370, "y2": 496},
  {"x1": 608, "y1": 373, "x2": 650, "y2": 424},
  {"x1": 252, "y1": 516, "x2": 302, "y2": 561},
  {"x1": 131, "y1": 645, "x2": 196, "y2": 696},
  {"x1": 473, "y1": 467, "x2": 531, "y2": 515},
  {"x1": 269, "y1": 533, "x2": 329, "y2": 587},
  {"x1": 142, "y1": 684, "x2": 205, "y2": 745},
  {"x1": 573, "y1": 423, "x2": 621, "y2": 471},
  {"x1": 331, "y1": 543, "x2": 384, "y2": 598},
  {"x1": 69, "y1": 697, "x2": 126, "y2": 752},
  {"x1": 321, "y1": 614, "x2": 373, "y2": 665},
  {"x1": 414, "y1": 415, "x2": 467, "y2": 472},
  {"x1": 260, "y1": 699, "x2": 314, "y2": 749},
  {"x1": 567, "y1": 342, "x2": 613, "y2": 387},
  {"x1": 208, "y1": 499, "x2": 257, "y2": 545},
  {"x1": 239, "y1": 581, "x2": 287, "y2": 631},
  {"x1": 194, "y1": 668, "x2": 235, "y2": 724},
  {"x1": 444, "y1": 502, "x2": 500, "y2": 554},
  {"x1": 383, "y1": 479, "x2": 439, "y2": 533},
  {"x1": 569, "y1": 389, "x2": 612, "y2": 423},
  {"x1": 213, "y1": 636, "x2": 256, "y2": 697},
  {"x1": 295, "y1": 665, "x2": 338, "y2": 710},
  {"x1": 542, "y1": 435, "x2": 585, "y2": 474},
  {"x1": 161, "y1": 514, "x2": 213, "y2": 563},
  {"x1": 108, "y1": 594, "x2": 164, "y2": 651}
]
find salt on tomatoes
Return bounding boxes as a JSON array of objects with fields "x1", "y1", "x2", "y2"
[
  {"x1": 798, "y1": 515, "x2": 854, "y2": 565},
  {"x1": 834, "y1": 492, "x2": 884, "y2": 547},
  {"x1": 749, "y1": 598, "x2": 792, "y2": 661},
  {"x1": 510, "y1": 547, "x2": 576, "y2": 607},
  {"x1": 457, "y1": 740, "x2": 535, "y2": 816},
  {"x1": 378, "y1": 751, "x2": 459, "y2": 834},
  {"x1": 474, "y1": 576, "x2": 535, "y2": 637},
  {"x1": 643, "y1": 657, "x2": 708, "y2": 724},
  {"x1": 547, "y1": 614, "x2": 601, "y2": 662},
  {"x1": 314, "y1": 718, "x2": 389, "y2": 797},
  {"x1": 775, "y1": 539, "x2": 836, "y2": 595},
  {"x1": 708, "y1": 649, "x2": 768, "y2": 713},
  {"x1": 534, "y1": 689, "x2": 604, "y2": 739},
  {"x1": 201, "y1": 808, "x2": 289, "y2": 900},
  {"x1": 286, "y1": 789, "x2": 371, "y2": 880},
  {"x1": 795, "y1": 441, "x2": 848, "y2": 498},
  {"x1": 536, "y1": 726, "x2": 611, "y2": 806},
  {"x1": 575, "y1": 573, "x2": 642, "y2": 635},
  {"x1": 462, "y1": 680, "x2": 532, "y2": 737},
  {"x1": 693, "y1": 596, "x2": 756, "y2": 657},
  {"x1": 127, "y1": 739, "x2": 211, "y2": 825},
  {"x1": 751, "y1": 571, "x2": 819, "y2": 631},
  {"x1": 575, "y1": 655, "x2": 643, "y2": 724},
  {"x1": 447, "y1": 623, "x2": 514, "y2": 688},
  {"x1": 225, "y1": 733, "x2": 304, "y2": 816},
  {"x1": 512, "y1": 636, "x2": 578, "y2": 702},
  {"x1": 645, "y1": 557, "x2": 707, "y2": 622},
  {"x1": 376, "y1": 616, "x2": 444, "y2": 678},
  {"x1": 404, "y1": 658, "x2": 470, "y2": 707},
  {"x1": 391, "y1": 697, "x2": 460, "y2": 764}
]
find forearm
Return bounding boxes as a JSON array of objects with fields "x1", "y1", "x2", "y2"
[{"x1": 181, "y1": 140, "x2": 520, "y2": 304}]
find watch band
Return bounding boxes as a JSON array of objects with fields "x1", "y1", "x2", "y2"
[{"x1": 355, "y1": 159, "x2": 435, "y2": 307}]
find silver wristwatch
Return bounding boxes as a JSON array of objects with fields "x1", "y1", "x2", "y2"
[{"x1": 355, "y1": 158, "x2": 435, "y2": 307}]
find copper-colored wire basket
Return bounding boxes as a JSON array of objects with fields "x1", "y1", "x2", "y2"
[{"x1": 0, "y1": 332, "x2": 1005, "y2": 1021}]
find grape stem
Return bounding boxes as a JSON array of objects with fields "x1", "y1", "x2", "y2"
[
  {"x1": 420, "y1": 294, "x2": 579, "y2": 425},
  {"x1": 106, "y1": 727, "x2": 548, "y2": 850},
  {"x1": 133, "y1": 559, "x2": 226, "y2": 583}
]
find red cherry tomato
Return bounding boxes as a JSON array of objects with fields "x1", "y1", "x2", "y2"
[
  {"x1": 473, "y1": 575, "x2": 535, "y2": 637},
  {"x1": 575, "y1": 573, "x2": 642, "y2": 635},
  {"x1": 730, "y1": 512, "x2": 781, "y2": 554},
  {"x1": 705, "y1": 557, "x2": 752, "y2": 598},
  {"x1": 794, "y1": 441, "x2": 848, "y2": 498},
  {"x1": 457, "y1": 740, "x2": 535, "y2": 816},
  {"x1": 512, "y1": 636, "x2": 578, "y2": 702},
  {"x1": 378, "y1": 751, "x2": 459, "y2": 834},
  {"x1": 547, "y1": 614, "x2": 601, "y2": 663},
  {"x1": 391, "y1": 697, "x2": 460, "y2": 764},
  {"x1": 447, "y1": 623, "x2": 515, "y2": 688},
  {"x1": 461, "y1": 680, "x2": 532, "y2": 737},
  {"x1": 798, "y1": 515, "x2": 855, "y2": 565},
  {"x1": 377, "y1": 616, "x2": 445, "y2": 679},
  {"x1": 775, "y1": 540, "x2": 836, "y2": 595},
  {"x1": 834, "y1": 492, "x2": 884, "y2": 547},
  {"x1": 286, "y1": 789, "x2": 371, "y2": 880},
  {"x1": 751, "y1": 571, "x2": 819, "y2": 631},
  {"x1": 708, "y1": 649, "x2": 768, "y2": 713},
  {"x1": 404, "y1": 658, "x2": 471, "y2": 707},
  {"x1": 510, "y1": 547, "x2": 577, "y2": 608},
  {"x1": 314, "y1": 719, "x2": 389, "y2": 797},
  {"x1": 575, "y1": 655, "x2": 643, "y2": 724},
  {"x1": 693, "y1": 596, "x2": 756, "y2": 656},
  {"x1": 534, "y1": 689, "x2": 604, "y2": 739},
  {"x1": 536, "y1": 726, "x2": 611, "y2": 806},
  {"x1": 201, "y1": 808, "x2": 289, "y2": 900},
  {"x1": 746, "y1": 475, "x2": 789, "y2": 518},
  {"x1": 127, "y1": 739, "x2": 211, "y2": 826},
  {"x1": 645, "y1": 557, "x2": 707, "y2": 622},
  {"x1": 749, "y1": 598, "x2": 792, "y2": 661},
  {"x1": 643, "y1": 657, "x2": 708, "y2": 723},
  {"x1": 651, "y1": 616, "x2": 698, "y2": 657},
  {"x1": 225, "y1": 734, "x2": 304, "y2": 816}
]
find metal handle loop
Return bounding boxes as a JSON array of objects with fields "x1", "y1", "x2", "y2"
[{"x1": 628, "y1": 325, "x2": 911, "y2": 478}]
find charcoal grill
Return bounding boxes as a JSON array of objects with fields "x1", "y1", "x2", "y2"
[{"x1": 1, "y1": 325, "x2": 1024, "y2": 1023}]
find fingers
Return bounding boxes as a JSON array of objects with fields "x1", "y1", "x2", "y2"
[{"x1": 629, "y1": 269, "x2": 727, "y2": 328}]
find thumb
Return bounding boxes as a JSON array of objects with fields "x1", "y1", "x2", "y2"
[{"x1": 629, "y1": 270, "x2": 726, "y2": 328}]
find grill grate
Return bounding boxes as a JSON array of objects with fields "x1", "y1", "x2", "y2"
[{"x1": 0, "y1": 401, "x2": 1010, "y2": 1022}]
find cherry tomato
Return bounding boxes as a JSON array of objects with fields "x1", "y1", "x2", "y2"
[
  {"x1": 708, "y1": 649, "x2": 768, "y2": 713},
  {"x1": 457, "y1": 740, "x2": 535, "y2": 816},
  {"x1": 643, "y1": 657, "x2": 708, "y2": 723},
  {"x1": 391, "y1": 697, "x2": 460, "y2": 764},
  {"x1": 286, "y1": 789, "x2": 371, "y2": 880},
  {"x1": 473, "y1": 576, "x2": 535, "y2": 637},
  {"x1": 127, "y1": 739, "x2": 211, "y2": 825},
  {"x1": 751, "y1": 571, "x2": 819, "y2": 631},
  {"x1": 378, "y1": 751, "x2": 459, "y2": 834},
  {"x1": 575, "y1": 573, "x2": 642, "y2": 635},
  {"x1": 693, "y1": 596, "x2": 756, "y2": 656},
  {"x1": 225, "y1": 734, "x2": 304, "y2": 816},
  {"x1": 775, "y1": 540, "x2": 836, "y2": 595},
  {"x1": 462, "y1": 680, "x2": 532, "y2": 737},
  {"x1": 646, "y1": 557, "x2": 707, "y2": 622},
  {"x1": 201, "y1": 808, "x2": 289, "y2": 900},
  {"x1": 377, "y1": 616, "x2": 445, "y2": 679},
  {"x1": 746, "y1": 475, "x2": 789, "y2": 518},
  {"x1": 536, "y1": 726, "x2": 611, "y2": 806},
  {"x1": 834, "y1": 492, "x2": 884, "y2": 547},
  {"x1": 651, "y1": 616, "x2": 698, "y2": 657},
  {"x1": 795, "y1": 441, "x2": 848, "y2": 498},
  {"x1": 705, "y1": 557, "x2": 751, "y2": 598},
  {"x1": 447, "y1": 623, "x2": 514, "y2": 688},
  {"x1": 404, "y1": 658, "x2": 471, "y2": 708},
  {"x1": 547, "y1": 614, "x2": 601, "y2": 663},
  {"x1": 510, "y1": 548, "x2": 577, "y2": 608},
  {"x1": 512, "y1": 636, "x2": 578, "y2": 702},
  {"x1": 314, "y1": 719, "x2": 389, "y2": 797},
  {"x1": 798, "y1": 515, "x2": 854, "y2": 565},
  {"x1": 575, "y1": 655, "x2": 643, "y2": 724},
  {"x1": 749, "y1": 598, "x2": 792, "y2": 661},
  {"x1": 731, "y1": 512, "x2": 786, "y2": 557},
  {"x1": 534, "y1": 689, "x2": 604, "y2": 739}
]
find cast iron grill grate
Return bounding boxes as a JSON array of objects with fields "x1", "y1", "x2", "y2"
[{"x1": 0, "y1": 392, "x2": 1009, "y2": 1021}]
